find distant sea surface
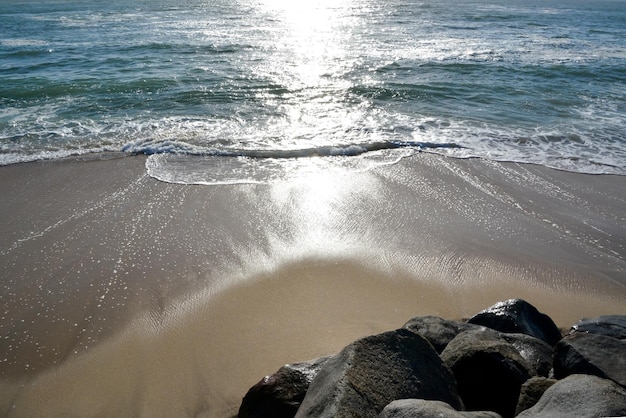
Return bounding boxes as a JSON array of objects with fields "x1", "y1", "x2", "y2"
[{"x1": 2, "y1": 0, "x2": 625, "y2": 183}]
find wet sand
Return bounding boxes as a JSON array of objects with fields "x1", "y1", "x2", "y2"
[{"x1": 1, "y1": 153, "x2": 625, "y2": 417}]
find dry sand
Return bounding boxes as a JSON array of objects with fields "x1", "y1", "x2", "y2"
[{"x1": 0, "y1": 153, "x2": 624, "y2": 417}]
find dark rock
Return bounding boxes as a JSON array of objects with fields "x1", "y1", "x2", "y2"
[
  {"x1": 403, "y1": 315, "x2": 552, "y2": 376},
  {"x1": 238, "y1": 357, "x2": 329, "y2": 418},
  {"x1": 569, "y1": 315, "x2": 626, "y2": 339},
  {"x1": 467, "y1": 299, "x2": 562, "y2": 346},
  {"x1": 440, "y1": 328, "x2": 532, "y2": 418},
  {"x1": 403, "y1": 316, "x2": 482, "y2": 353},
  {"x1": 294, "y1": 329, "x2": 463, "y2": 418},
  {"x1": 516, "y1": 374, "x2": 626, "y2": 418},
  {"x1": 499, "y1": 333, "x2": 553, "y2": 377},
  {"x1": 514, "y1": 377, "x2": 557, "y2": 415},
  {"x1": 380, "y1": 399, "x2": 501, "y2": 417},
  {"x1": 553, "y1": 332, "x2": 626, "y2": 388}
]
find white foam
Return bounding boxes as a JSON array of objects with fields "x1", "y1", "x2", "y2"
[
  {"x1": 145, "y1": 149, "x2": 413, "y2": 185},
  {"x1": 0, "y1": 38, "x2": 49, "y2": 47}
]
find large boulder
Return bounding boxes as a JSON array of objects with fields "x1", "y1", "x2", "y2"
[
  {"x1": 294, "y1": 329, "x2": 463, "y2": 418},
  {"x1": 516, "y1": 374, "x2": 626, "y2": 417},
  {"x1": 440, "y1": 329, "x2": 533, "y2": 418},
  {"x1": 380, "y1": 399, "x2": 501, "y2": 417},
  {"x1": 553, "y1": 332, "x2": 626, "y2": 388},
  {"x1": 403, "y1": 316, "x2": 481, "y2": 353},
  {"x1": 498, "y1": 333, "x2": 553, "y2": 377},
  {"x1": 238, "y1": 357, "x2": 329, "y2": 418},
  {"x1": 569, "y1": 315, "x2": 626, "y2": 339},
  {"x1": 514, "y1": 377, "x2": 557, "y2": 415},
  {"x1": 467, "y1": 299, "x2": 562, "y2": 346}
]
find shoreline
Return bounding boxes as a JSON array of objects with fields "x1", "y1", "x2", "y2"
[{"x1": 1, "y1": 153, "x2": 625, "y2": 417}]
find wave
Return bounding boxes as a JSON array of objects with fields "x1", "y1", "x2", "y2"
[
  {"x1": 123, "y1": 139, "x2": 462, "y2": 159},
  {"x1": 134, "y1": 139, "x2": 466, "y2": 185},
  {"x1": 131, "y1": 139, "x2": 466, "y2": 185}
]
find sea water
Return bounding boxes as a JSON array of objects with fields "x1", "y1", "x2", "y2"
[{"x1": 1, "y1": 0, "x2": 625, "y2": 183}]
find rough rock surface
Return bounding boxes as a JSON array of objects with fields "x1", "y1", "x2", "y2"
[
  {"x1": 514, "y1": 377, "x2": 557, "y2": 415},
  {"x1": 380, "y1": 399, "x2": 501, "y2": 418},
  {"x1": 553, "y1": 332, "x2": 626, "y2": 388},
  {"x1": 516, "y1": 374, "x2": 626, "y2": 418},
  {"x1": 440, "y1": 329, "x2": 532, "y2": 418},
  {"x1": 569, "y1": 314, "x2": 626, "y2": 339},
  {"x1": 239, "y1": 301, "x2": 626, "y2": 418},
  {"x1": 467, "y1": 299, "x2": 562, "y2": 346},
  {"x1": 403, "y1": 316, "x2": 481, "y2": 353},
  {"x1": 403, "y1": 317, "x2": 552, "y2": 377},
  {"x1": 294, "y1": 329, "x2": 463, "y2": 418},
  {"x1": 238, "y1": 357, "x2": 329, "y2": 418}
]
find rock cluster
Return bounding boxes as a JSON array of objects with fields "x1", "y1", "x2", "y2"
[{"x1": 238, "y1": 299, "x2": 626, "y2": 418}]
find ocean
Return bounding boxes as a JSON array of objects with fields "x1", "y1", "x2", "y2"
[{"x1": 2, "y1": 0, "x2": 625, "y2": 183}]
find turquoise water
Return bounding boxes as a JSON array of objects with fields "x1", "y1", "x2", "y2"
[{"x1": 1, "y1": 0, "x2": 625, "y2": 181}]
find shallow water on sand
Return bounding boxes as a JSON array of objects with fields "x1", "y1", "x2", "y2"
[{"x1": 1, "y1": 155, "x2": 624, "y2": 416}]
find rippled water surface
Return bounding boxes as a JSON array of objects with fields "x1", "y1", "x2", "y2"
[{"x1": 1, "y1": 0, "x2": 625, "y2": 179}]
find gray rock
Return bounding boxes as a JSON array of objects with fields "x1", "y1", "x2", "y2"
[
  {"x1": 467, "y1": 299, "x2": 562, "y2": 346},
  {"x1": 569, "y1": 315, "x2": 626, "y2": 339},
  {"x1": 499, "y1": 333, "x2": 553, "y2": 377},
  {"x1": 514, "y1": 377, "x2": 557, "y2": 415},
  {"x1": 238, "y1": 357, "x2": 329, "y2": 418},
  {"x1": 379, "y1": 399, "x2": 501, "y2": 417},
  {"x1": 295, "y1": 329, "x2": 463, "y2": 418},
  {"x1": 403, "y1": 316, "x2": 481, "y2": 353},
  {"x1": 440, "y1": 328, "x2": 533, "y2": 418},
  {"x1": 516, "y1": 374, "x2": 626, "y2": 418},
  {"x1": 553, "y1": 332, "x2": 626, "y2": 388}
]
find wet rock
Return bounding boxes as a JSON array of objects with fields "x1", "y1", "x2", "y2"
[
  {"x1": 516, "y1": 374, "x2": 626, "y2": 418},
  {"x1": 402, "y1": 315, "x2": 481, "y2": 353},
  {"x1": 238, "y1": 357, "x2": 329, "y2": 418},
  {"x1": 467, "y1": 299, "x2": 562, "y2": 346},
  {"x1": 514, "y1": 377, "x2": 557, "y2": 415},
  {"x1": 569, "y1": 315, "x2": 626, "y2": 339},
  {"x1": 379, "y1": 399, "x2": 501, "y2": 417},
  {"x1": 553, "y1": 332, "x2": 626, "y2": 388},
  {"x1": 295, "y1": 329, "x2": 463, "y2": 418},
  {"x1": 499, "y1": 333, "x2": 552, "y2": 377},
  {"x1": 239, "y1": 303, "x2": 626, "y2": 418},
  {"x1": 440, "y1": 328, "x2": 532, "y2": 418}
]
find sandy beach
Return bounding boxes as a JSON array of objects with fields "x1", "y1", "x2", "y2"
[{"x1": 1, "y1": 153, "x2": 625, "y2": 417}]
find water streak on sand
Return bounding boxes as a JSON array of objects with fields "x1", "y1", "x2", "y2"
[
  {"x1": 0, "y1": 154, "x2": 624, "y2": 417},
  {"x1": 2, "y1": 0, "x2": 626, "y2": 415}
]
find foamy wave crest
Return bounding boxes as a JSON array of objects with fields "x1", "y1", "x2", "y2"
[
  {"x1": 124, "y1": 138, "x2": 461, "y2": 159},
  {"x1": 141, "y1": 140, "x2": 462, "y2": 185},
  {"x1": 414, "y1": 120, "x2": 626, "y2": 175}
]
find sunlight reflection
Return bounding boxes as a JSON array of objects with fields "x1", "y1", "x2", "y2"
[
  {"x1": 265, "y1": 158, "x2": 388, "y2": 262},
  {"x1": 296, "y1": 170, "x2": 340, "y2": 218},
  {"x1": 271, "y1": 164, "x2": 352, "y2": 247},
  {"x1": 258, "y1": 0, "x2": 357, "y2": 88},
  {"x1": 261, "y1": 0, "x2": 344, "y2": 37},
  {"x1": 250, "y1": 0, "x2": 365, "y2": 154}
]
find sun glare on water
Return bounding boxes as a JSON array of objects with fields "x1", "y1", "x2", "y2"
[
  {"x1": 245, "y1": 0, "x2": 370, "y2": 156},
  {"x1": 258, "y1": 0, "x2": 358, "y2": 88}
]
